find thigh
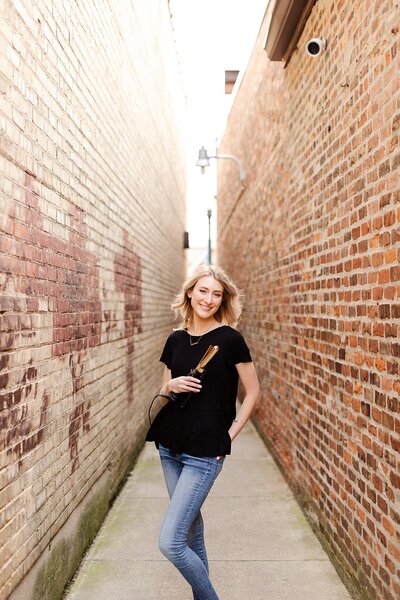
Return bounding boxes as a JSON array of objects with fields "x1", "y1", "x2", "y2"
[
  {"x1": 159, "y1": 444, "x2": 183, "y2": 499},
  {"x1": 162, "y1": 455, "x2": 224, "y2": 539}
]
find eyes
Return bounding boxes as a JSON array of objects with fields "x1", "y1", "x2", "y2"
[{"x1": 198, "y1": 288, "x2": 223, "y2": 299}]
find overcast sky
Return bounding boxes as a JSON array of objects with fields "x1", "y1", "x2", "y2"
[{"x1": 169, "y1": 0, "x2": 266, "y2": 250}]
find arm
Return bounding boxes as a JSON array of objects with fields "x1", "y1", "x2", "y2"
[
  {"x1": 159, "y1": 365, "x2": 202, "y2": 405},
  {"x1": 159, "y1": 366, "x2": 172, "y2": 406},
  {"x1": 228, "y1": 362, "x2": 261, "y2": 442}
]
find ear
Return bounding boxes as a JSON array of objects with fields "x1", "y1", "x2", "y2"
[{"x1": 187, "y1": 293, "x2": 192, "y2": 299}]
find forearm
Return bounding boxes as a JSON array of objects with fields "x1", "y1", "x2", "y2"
[
  {"x1": 159, "y1": 368, "x2": 172, "y2": 405},
  {"x1": 228, "y1": 392, "x2": 260, "y2": 441},
  {"x1": 159, "y1": 368, "x2": 202, "y2": 404},
  {"x1": 229, "y1": 362, "x2": 261, "y2": 442},
  {"x1": 160, "y1": 380, "x2": 172, "y2": 396}
]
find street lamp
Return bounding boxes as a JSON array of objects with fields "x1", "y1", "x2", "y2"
[
  {"x1": 207, "y1": 208, "x2": 212, "y2": 265},
  {"x1": 196, "y1": 146, "x2": 246, "y2": 186}
]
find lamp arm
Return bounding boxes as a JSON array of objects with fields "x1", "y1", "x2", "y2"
[{"x1": 208, "y1": 153, "x2": 245, "y2": 182}]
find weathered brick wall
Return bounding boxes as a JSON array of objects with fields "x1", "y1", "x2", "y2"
[
  {"x1": 0, "y1": 1, "x2": 186, "y2": 598},
  {"x1": 218, "y1": 1, "x2": 399, "y2": 599}
]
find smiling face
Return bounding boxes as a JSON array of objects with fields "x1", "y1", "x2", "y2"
[{"x1": 188, "y1": 276, "x2": 224, "y2": 324}]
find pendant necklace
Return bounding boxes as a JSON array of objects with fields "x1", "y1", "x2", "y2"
[{"x1": 189, "y1": 324, "x2": 216, "y2": 346}]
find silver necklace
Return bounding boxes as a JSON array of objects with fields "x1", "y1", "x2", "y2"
[{"x1": 189, "y1": 324, "x2": 216, "y2": 346}]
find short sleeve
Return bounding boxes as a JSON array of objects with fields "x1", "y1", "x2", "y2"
[
  {"x1": 230, "y1": 331, "x2": 252, "y2": 364},
  {"x1": 159, "y1": 332, "x2": 174, "y2": 368}
]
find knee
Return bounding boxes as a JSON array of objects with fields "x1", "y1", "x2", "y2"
[
  {"x1": 159, "y1": 529, "x2": 182, "y2": 562},
  {"x1": 159, "y1": 529, "x2": 173, "y2": 560},
  {"x1": 159, "y1": 531, "x2": 170, "y2": 559}
]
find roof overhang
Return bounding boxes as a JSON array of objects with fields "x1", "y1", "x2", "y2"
[{"x1": 263, "y1": 0, "x2": 317, "y2": 63}]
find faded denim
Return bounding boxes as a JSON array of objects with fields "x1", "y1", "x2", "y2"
[{"x1": 158, "y1": 444, "x2": 224, "y2": 600}]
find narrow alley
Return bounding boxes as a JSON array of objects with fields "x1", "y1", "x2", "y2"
[
  {"x1": 64, "y1": 420, "x2": 352, "y2": 600},
  {"x1": 1, "y1": 1, "x2": 399, "y2": 599}
]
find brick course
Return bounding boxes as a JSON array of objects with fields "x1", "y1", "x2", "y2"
[
  {"x1": 218, "y1": 1, "x2": 399, "y2": 599},
  {"x1": 0, "y1": 1, "x2": 186, "y2": 598}
]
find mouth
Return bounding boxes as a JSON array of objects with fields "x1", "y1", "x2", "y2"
[{"x1": 199, "y1": 304, "x2": 213, "y2": 311}]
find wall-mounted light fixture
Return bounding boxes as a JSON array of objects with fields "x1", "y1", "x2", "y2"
[
  {"x1": 207, "y1": 208, "x2": 212, "y2": 265},
  {"x1": 183, "y1": 231, "x2": 189, "y2": 249},
  {"x1": 196, "y1": 146, "x2": 246, "y2": 186}
]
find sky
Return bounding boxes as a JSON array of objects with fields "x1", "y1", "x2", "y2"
[{"x1": 169, "y1": 0, "x2": 267, "y2": 253}]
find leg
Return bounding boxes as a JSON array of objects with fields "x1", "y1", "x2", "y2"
[
  {"x1": 188, "y1": 511, "x2": 208, "y2": 574},
  {"x1": 159, "y1": 446, "x2": 209, "y2": 572},
  {"x1": 189, "y1": 512, "x2": 209, "y2": 600},
  {"x1": 158, "y1": 448, "x2": 224, "y2": 600}
]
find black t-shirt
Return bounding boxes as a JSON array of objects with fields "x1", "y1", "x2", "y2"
[{"x1": 145, "y1": 325, "x2": 252, "y2": 456}]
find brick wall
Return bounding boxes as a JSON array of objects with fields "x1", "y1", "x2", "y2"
[
  {"x1": 217, "y1": 1, "x2": 399, "y2": 599},
  {"x1": 0, "y1": 1, "x2": 186, "y2": 598}
]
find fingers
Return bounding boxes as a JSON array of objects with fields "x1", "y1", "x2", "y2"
[
  {"x1": 186, "y1": 376, "x2": 202, "y2": 387},
  {"x1": 181, "y1": 376, "x2": 202, "y2": 392},
  {"x1": 170, "y1": 376, "x2": 202, "y2": 393}
]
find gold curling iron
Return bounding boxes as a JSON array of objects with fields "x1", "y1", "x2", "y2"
[
  {"x1": 192, "y1": 345, "x2": 219, "y2": 375},
  {"x1": 169, "y1": 345, "x2": 219, "y2": 407}
]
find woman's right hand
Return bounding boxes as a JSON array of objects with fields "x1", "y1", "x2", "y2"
[{"x1": 165, "y1": 376, "x2": 202, "y2": 395}]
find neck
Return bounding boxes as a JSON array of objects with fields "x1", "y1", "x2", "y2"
[{"x1": 190, "y1": 318, "x2": 217, "y2": 335}]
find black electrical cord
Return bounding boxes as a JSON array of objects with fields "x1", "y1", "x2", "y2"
[
  {"x1": 148, "y1": 394, "x2": 173, "y2": 427},
  {"x1": 147, "y1": 347, "x2": 218, "y2": 428}
]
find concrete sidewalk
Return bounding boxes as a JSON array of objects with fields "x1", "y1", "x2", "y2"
[{"x1": 64, "y1": 421, "x2": 353, "y2": 600}]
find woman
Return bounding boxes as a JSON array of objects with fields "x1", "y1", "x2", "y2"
[{"x1": 146, "y1": 264, "x2": 261, "y2": 600}]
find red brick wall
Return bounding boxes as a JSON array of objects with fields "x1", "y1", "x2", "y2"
[
  {"x1": 0, "y1": 1, "x2": 186, "y2": 598},
  {"x1": 218, "y1": 2, "x2": 399, "y2": 599}
]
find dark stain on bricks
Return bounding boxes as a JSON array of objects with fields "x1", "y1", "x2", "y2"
[
  {"x1": 104, "y1": 310, "x2": 117, "y2": 332},
  {"x1": 0, "y1": 354, "x2": 9, "y2": 371},
  {"x1": 69, "y1": 404, "x2": 81, "y2": 473},
  {"x1": 0, "y1": 355, "x2": 11, "y2": 412},
  {"x1": 22, "y1": 174, "x2": 102, "y2": 473},
  {"x1": 114, "y1": 230, "x2": 142, "y2": 403},
  {"x1": 40, "y1": 391, "x2": 49, "y2": 427},
  {"x1": 4, "y1": 174, "x2": 103, "y2": 359},
  {"x1": 21, "y1": 365, "x2": 37, "y2": 385},
  {"x1": 0, "y1": 372, "x2": 9, "y2": 389},
  {"x1": 67, "y1": 351, "x2": 91, "y2": 472},
  {"x1": 69, "y1": 352, "x2": 85, "y2": 396},
  {"x1": 50, "y1": 204, "x2": 102, "y2": 358},
  {"x1": 12, "y1": 387, "x2": 22, "y2": 406},
  {"x1": 82, "y1": 400, "x2": 91, "y2": 433},
  {"x1": 0, "y1": 335, "x2": 14, "y2": 350},
  {"x1": 68, "y1": 400, "x2": 90, "y2": 474},
  {"x1": 2, "y1": 172, "x2": 103, "y2": 473},
  {"x1": 3, "y1": 384, "x2": 49, "y2": 462}
]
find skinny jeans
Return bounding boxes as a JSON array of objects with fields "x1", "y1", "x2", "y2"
[{"x1": 158, "y1": 444, "x2": 224, "y2": 600}]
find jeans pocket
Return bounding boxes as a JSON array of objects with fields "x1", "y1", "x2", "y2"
[
  {"x1": 214, "y1": 456, "x2": 225, "y2": 478},
  {"x1": 158, "y1": 443, "x2": 172, "y2": 458}
]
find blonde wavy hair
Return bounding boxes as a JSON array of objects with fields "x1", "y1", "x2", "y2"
[{"x1": 171, "y1": 264, "x2": 242, "y2": 329}]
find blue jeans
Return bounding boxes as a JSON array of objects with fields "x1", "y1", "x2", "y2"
[{"x1": 158, "y1": 444, "x2": 225, "y2": 600}]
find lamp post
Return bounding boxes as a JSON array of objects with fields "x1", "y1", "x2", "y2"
[
  {"x1": 196, "y1": 146, "x2": 246, "y2": 186},
  {"x1": 207, "y1": 208, "x2": 212, "y2": 265}
]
